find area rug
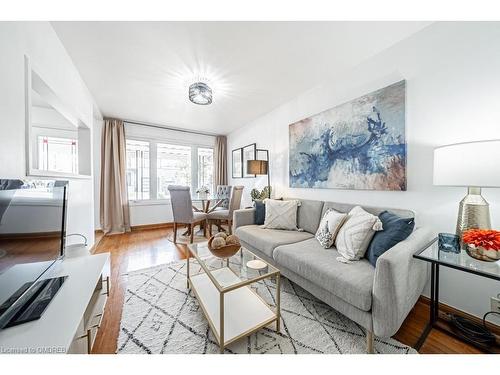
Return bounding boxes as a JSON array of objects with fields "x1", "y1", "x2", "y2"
[{"x1": 117, "y1": 259, "x2": 416, "y2": 354}]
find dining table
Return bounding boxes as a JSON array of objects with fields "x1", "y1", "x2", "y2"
[
  {"x1": 191, "y1": 194, "x2": 225, "y2": 213},
  {"x1": 181, "y1": 194, "x2": 226, "y2": 236}
]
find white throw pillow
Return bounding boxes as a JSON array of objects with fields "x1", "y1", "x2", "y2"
[
  {"x1": 262, "y1": 199, "x2": 301, "y2": 231},
  {"x1": 315, "y1": 208, "x2": 347, "y2": 248},
  {"x1": 335, "y1": 206, "x2": 383, "y2": 261}
]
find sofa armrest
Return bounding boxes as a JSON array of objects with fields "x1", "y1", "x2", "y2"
[
  {"x1": 371, "y1": 227, "x2": 433, "y2": 337},
  {"x1": 233, "y1": 208, "x2": 256, "y2": 231}
]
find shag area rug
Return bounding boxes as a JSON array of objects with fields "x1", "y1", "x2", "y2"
[{"x1": 117, "y1": 259, "x2": 416, "y2": 354}]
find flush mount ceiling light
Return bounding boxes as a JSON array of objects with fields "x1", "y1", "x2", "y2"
[{"x1": 189, "y1": 82, "x2": 212, "y2": 105}]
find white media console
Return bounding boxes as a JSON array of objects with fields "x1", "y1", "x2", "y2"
[{"x1": 0, "y1": 250, "x2": 110, "y2": 354}]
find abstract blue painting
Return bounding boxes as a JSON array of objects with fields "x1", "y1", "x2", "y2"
[{"x1": 289, "y1": 80, "x2": 406, "y2": 190}]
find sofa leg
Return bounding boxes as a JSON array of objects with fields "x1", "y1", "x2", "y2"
[{"x1": 366, "y1": 330, "x2": 374, "y2": 354}]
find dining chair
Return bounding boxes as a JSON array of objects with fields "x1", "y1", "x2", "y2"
[
  {"x1": 207, "y1": 185, "x2": 244, "y2": 236},
  {"x1": 215, "y1": 185, "x2": 232, "y2": 209},
  {"x1": 168, "y1": 185, "x2": 207, "y2": 243}
]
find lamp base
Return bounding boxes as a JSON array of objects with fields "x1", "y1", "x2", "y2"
[{"x1": 456, "y1": 187, "x2": 491, "y2": 238}]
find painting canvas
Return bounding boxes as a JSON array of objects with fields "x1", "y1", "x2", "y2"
[{"x1": 289, "y1": 80, "x2": 406, "y2": 191}]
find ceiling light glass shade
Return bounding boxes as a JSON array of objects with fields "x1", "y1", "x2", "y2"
[{"x1": 189, "y1": 82, "x2": 212, "y2": 105}]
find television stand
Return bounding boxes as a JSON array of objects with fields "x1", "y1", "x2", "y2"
[
  {"x1": 0, "y1": 250, "x2": 110, "y2": 354},
  {"x1": 0, "y1": 276, "x2": 67, "y2": 329}
]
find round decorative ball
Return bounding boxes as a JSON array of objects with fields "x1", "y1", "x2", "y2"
[
  {"x1": 211, "y1": 237, "x2": 226, "y2": 249},
  {"x1": 225, "y1": 235, "x2": 240, "y2": 246},
  {"x1": 214, "y1": 232, "x2": 227, "y2": 240}
]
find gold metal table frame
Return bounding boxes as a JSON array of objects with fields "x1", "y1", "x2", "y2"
[{"x1": 186, "y1": 243, "x2": 281, "y2": 353}]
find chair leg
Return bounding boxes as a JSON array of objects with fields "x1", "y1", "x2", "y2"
[
  {"x1": 366, "y1": 330, "x2": 374, "y2": 354},
  {"x1": 203, "y1": 220, "x2": 207, "y2": 238},
  {"x1": 228, "y1": 220, "x2": 232, "y2": 235},
  {"x1": 173, "y1": 222, "x2": 177, "y2": 243},
  {"x1": 208, "y1": 219, "x2": 212, "y2": 237},
  {"x1": 190, "y1": 224, "x2": 194, "y2": 244}
]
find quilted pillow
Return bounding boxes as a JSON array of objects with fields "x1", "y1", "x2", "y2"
[
  {"x1": 315, "y1": 208, "x2": 348, "y2": 248},
  {"x1": 335, "y1": 206, "x2": 383, "y2": 261},
  {"x1": 262, "y1": 199, "x2": 301, "y2": 231}
]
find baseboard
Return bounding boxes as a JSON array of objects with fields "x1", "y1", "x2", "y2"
[
  {"x1": 418, "y1": 296, "x2": 500, "y2": 335},
  {"x1": 130, "y1": 222, "x2": 174, "y2": 231},
  {"x1": 90, "y1": 229, "x2": 105, "y2": 254}
]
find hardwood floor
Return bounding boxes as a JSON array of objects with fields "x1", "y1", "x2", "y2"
[{"x1": 91, "y1": 227, "x2": 482, "y2": 354}]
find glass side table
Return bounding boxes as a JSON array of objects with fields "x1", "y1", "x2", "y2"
[{"x1": 413, "y1": 238, "x2": 500, "y2": 353}]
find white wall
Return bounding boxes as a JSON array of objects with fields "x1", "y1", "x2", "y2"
[
  {"x1": 0, "y1": 22, "x2": 102, "y2": 247},
  {"x1": 93, "y1": 121, "x2": 215, "y2": 227},
  {"x1": 227, "y1": 22, "x2": 500, "y2": 322}
]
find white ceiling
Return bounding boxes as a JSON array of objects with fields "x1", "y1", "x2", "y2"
[{"x1": 52, "y1": 21, "x2": 431, "y2": 135}]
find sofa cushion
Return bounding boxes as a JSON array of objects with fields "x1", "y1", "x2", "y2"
[
  {"x1": 273, "y1": 238, "x2": 375, "y2": 311},
  {"x1": 253, "y1": 200, "x2": 266, "y2": 225},
  {"x1": 335, "y1": 206, "x2": 383, "y2": 261},
  {"x1": 286, "y1": 198, "x2": 324, "y2": 234},
  {"x1": 315, "y1": 208, "x2": 347, "y2": 248},
  {"x1": 235, "y1": 225, "x2": 314, "y2": 258},
  {"x1": 262, "y1": 199, "x2": 300, "y2": 230},
  {"x1": 322, "y1": 201, "x2": 414, "y2": 219},
  {"x1": 365, "y1": 210, "x2": 415, "y2": 267}
]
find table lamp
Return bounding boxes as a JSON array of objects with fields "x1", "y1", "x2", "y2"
[
  {"x1": 247, "y1": 159, "x2": 271, "y2": 198},
  {"x1": 433, "y1": 140, "x2": 500, "y2": 237}
]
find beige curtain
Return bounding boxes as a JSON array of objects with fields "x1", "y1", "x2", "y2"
[
  {"x1": 100, "y1": 118, "x2": 131, "y2": 234},
  {"x1": 213, "y1": 135, "x2": 227, "y2": 186}
]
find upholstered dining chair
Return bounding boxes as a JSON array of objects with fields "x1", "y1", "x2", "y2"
[
  {"x1": 215, "y1": 185, "x2": 232, "y2": 209},
  {"x1": 168, "y1": 185, "x2": 208, "y2": 244},
  {"x1": 207, "y1": 185, "x2": 244, "y2": 236}
]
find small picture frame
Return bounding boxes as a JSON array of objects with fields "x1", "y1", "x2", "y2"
[
  {"x1": 232, "y1": 148, "x2": 243, "y2": 178},
  {"x1": 242, "y1": 143, "x2": 257, "y2": 178}
]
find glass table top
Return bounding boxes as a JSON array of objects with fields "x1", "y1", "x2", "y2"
[
  {"x1": 414, "y1": 238, "x2": 500, "y2": 281},
  {"x1": 190, "y1": 194, "x2": 223, "y2": 201},
  {"x1": 187, "y1": 242, "x2": 279, "y2": 291}
]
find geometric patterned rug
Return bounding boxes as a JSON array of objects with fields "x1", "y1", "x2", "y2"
[{"x1": 117, "y1": 259, "x2": 416, "y2": 354}]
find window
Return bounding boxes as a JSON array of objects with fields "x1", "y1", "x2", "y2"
[
  {"x1": 124, "y1": 132, "x2": 214, "y2": 201},
  {"x1": 126, "y1": 140, "x2": 150, "y2": 200},
  {"x1": 157, "y1": 144, "x2": 191, "y2": 199},
  {"x1": 38, "y1": 136, "x2": 78, "y2": 174},
  {"x1": 198, "y1": 147, "x2": 214, "y2": 190}
]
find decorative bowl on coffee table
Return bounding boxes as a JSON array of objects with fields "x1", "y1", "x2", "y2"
[{"x1": 207, "y1": 236, "x2": 241, "y2": 259}]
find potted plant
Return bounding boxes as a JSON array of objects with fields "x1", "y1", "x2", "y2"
[
  {"x1": 462, "y1": 229, "x2": 500, "y2": 262},
  {"x1": 196, "y1": 186, "x2": 210, "y2": 199}
]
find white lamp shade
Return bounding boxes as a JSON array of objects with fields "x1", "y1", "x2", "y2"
[{"x1": 433, "y1": 140, "x2": 500, "y2": 187}]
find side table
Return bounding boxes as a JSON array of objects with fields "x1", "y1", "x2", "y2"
[{"x1": 413, "y1": 238, "x2": 500, "y2": 353}]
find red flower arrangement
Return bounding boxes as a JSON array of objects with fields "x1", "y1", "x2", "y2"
[{"x1": 461, "y1": 229, "x2": 500, "y2": 251}]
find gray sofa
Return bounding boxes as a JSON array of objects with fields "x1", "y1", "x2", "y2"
[{"x1": 233, "y1": 199, "x2": 432, "y2": 353}]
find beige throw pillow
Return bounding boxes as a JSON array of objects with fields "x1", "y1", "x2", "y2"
[
  {"x1": 262, "y1": 199, "x2": 301, "y2": 231},
  {"x1": 315, "y1": 208, "x2": 347, "y2": 248},
  {"x1": 335, "y1": 206, "x2": 383, "y2": 261}
]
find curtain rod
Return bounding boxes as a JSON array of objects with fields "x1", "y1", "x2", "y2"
[{"x1": 123, "y1": 119, "x2": 221, "y2": 137}]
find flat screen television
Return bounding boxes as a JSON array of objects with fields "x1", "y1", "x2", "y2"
[{"x1": 0, "y1": 179, "x2": 68, "y2": 329}]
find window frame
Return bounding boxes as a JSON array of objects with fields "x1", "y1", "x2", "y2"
[
  {"x1": 125, "y1": 135, "x2": 214, "y2": 204},
  {"x1": 125, "y1": 138, "x2": 151, "y2": 201}
]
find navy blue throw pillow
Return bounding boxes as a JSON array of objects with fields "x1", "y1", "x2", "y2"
[
  {"x1": 366, "y1": 211, "x2": 415, "y2": 267},
  {"x1": 254, "y1": 200, "x2": 266, "y2": 225}
]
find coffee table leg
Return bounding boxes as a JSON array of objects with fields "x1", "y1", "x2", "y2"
[
  {"x1": 276, "y1": 274, "x2": 281, "y2": 332},
  {"x1": 186, "y1": 251, "x2": 190, "y2": 289},
  {"x1": 220, "y1": 292, "x2": 224, "y2": 354}
]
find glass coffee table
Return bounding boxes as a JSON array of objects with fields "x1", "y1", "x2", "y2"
[{"x1": 186, "y1": 243, "x2": 281, "y2": 353}]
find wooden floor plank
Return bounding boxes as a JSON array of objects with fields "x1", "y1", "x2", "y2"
[{"x1": 91, "y1": 228, "x2": 481, "y2": 354}]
